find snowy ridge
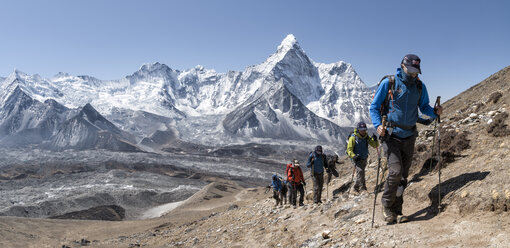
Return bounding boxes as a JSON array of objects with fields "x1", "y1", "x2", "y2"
[
  {"x1": 0, "y1": 34, "x2": 373, "y2": 151},
  {"x1": 312, "y1": 61, "x2": 372, "y2": 127}
]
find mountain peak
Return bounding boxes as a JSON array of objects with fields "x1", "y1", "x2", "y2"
[
  {"x1": 82, "y1": 103, "x2": 95, "y2": 111},
  {"x1": 139, "y1": 62, "x2": 173, "y2": 73},
  {"x1": 13, "y1": 68, "x2": 25, "y2": 76},
  {"x1": 54, "y1": 72, "x2": 71, "y2": 78},
  {"x1": 278, "y1": 34, "x2": 298, "y2": 50},
  {"x1": 6, "y1": 69, "x2": 27, "y2": 82},
  {"x1": 80, "y1": 103, "x2": 102, "y2": 122},
  {"x1": 128, "y1": 62, "x2": 177, "y2": 83},
  {"x1": 255, "y1": 34, "x2": 308, "y2": 75},
  {"x1": 276, "y1": 34, "x2": 301, "y2": 55}
]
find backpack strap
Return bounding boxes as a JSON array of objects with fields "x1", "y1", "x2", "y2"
[
  {"x1": 379, "y1": 75, "x2": 395, "y2": 115},
  {"x1": 416, "y1": 78, "x2": 423, "y2": 105}
]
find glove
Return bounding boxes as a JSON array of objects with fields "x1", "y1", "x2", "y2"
[
  {"x1": 352, "y1": 155, "x2": 359, "y2": 161},
  {"x1": 417, "y1": 117, "x2": 433, "y2": 125},
  {"x1": 302, "y1": 181, "x2": 306, "y2": 186},
  {"x1": 326, "y1": 168, "x2": 331, "y2": 174}
]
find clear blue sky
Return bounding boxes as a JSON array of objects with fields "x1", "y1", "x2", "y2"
[{"x1": 1, "y1": 0, "x2": 509, "y2": 101}]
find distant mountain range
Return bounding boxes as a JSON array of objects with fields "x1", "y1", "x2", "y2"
[{"x1": 0, "y1": 34, "x2": 373, "y2": 153}]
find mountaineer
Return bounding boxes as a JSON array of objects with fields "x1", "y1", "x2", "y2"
[
  {"x1": 270, "y1": 174, "x2": 283, "y2": 206},
  {"x1": 370, "y1": 54, "x2": 443, "y2": 224},
  {"x1": 288, "y1": 159, "x2": 305, "y2": 207},
  {"x1": 306, "y1": 145, "x2": 328, "y2": 204},
  {"x1": 326, "y1": 155, "x2": 340, "y2": 184},
  {"x1": 346, "y1": 122, "x2": 379, "y2": 193},
  {"x1": 281, "y1": 178, "x2": 288, "y2": 205}
]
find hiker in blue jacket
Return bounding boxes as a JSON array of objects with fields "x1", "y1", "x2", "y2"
[
  {"x1": 306, "y1": 145, "x2": 328, "y2": 204},
  {"x1": 370, "y1": 54, "x2": 443, "y2": 224},
  {"x1": 271, "y1": 174, "x2": 283, "y2": 206}
]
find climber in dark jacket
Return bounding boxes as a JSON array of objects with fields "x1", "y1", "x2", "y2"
[
  {"x1": 306, "y1": 145, "x2": 328, "y2": 204},
  {"x1": 271, "y1": 174, "x2": 283, "y2": 206},
  {"x1": 346, "y1": 122, "x2": 379, "y2": 193},
  {"x1": 326, "y1": 155, "x2": 340, "y2": 184}
]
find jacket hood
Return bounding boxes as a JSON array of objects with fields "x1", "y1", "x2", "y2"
[
  {"x1": 396, "y1": 67, "x2": 418, "y2": 84},
  {"x1": 354, "y1": 128, "x2": 368, "y2": 139}
]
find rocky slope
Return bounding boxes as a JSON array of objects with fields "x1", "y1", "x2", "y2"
[
  {"x1": 0, "y1": 66, "x2": 509, "y2": 247},
  {"x1": 95, "y1": 66, "x2": 510, "y2": 248}
]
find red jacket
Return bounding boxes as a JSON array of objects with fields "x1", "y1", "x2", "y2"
[
  {"x1": 287, "y1": 165, "x2": 304, "y2": 183},
  {"x1": 286, "y1": 163, "x2": 293, "y2": 181}
]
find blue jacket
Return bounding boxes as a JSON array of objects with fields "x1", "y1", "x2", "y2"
[
  {"x1": 306, "y1": 152, "x2": 327, "y2": 174},
  {"x1": 370, "y1": 68, "x2": 437, "y2": 138},
  {"x1": 271, "y1": 175, "x2": 283, "y2": 191}
]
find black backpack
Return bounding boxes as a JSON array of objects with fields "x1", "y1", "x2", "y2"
[{"x1": 344, "y1": 130, "x2": 371, "y2": 156}]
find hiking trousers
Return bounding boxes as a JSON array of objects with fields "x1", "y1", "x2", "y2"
[
  {"x1": 280, "y1": 185, "x2": 288, "y2": 204},
  {"x1": 354, "y1": 158, "x2": 368, "y2": 191},
  {"x1": 312, "y1": 172, "x2": 324, "y2": 203},
  {"x1": 290, "y1": 183, "x2": 305, "y2": 205},
  {"x1": 381, "y1": 133, "x2": 417, "y2": 213},
  {"x1": 273, "y1": 190, "x2": 281, "y2": 205},
  {"x1": 326, "y1": 166, "x2": 339, "y2": 184}
]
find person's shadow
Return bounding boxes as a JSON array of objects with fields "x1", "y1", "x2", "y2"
[{"x1": 408, "y1": 171, "x2": 490, "y2": 222}]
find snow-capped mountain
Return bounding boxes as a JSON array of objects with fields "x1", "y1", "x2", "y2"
[
  {"x1": 0, "y1": 86, "x2": 72, "y2": 147},
  {"x1": 223, "y1": 80, "x2": 346, "y2": 143},
  {"x1": 0, "y1": 34, "x2": 373, "y2": 152},
  {"x1": 47, "y1": 103, "x2": 139, "y2": 151},
  {"x1": 313, "y1": 61, "x2": 373, "y2": 126}
]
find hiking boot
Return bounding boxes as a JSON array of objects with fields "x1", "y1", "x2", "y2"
[
  {"x1": 382, "y1": 206, "x2": 396, "y2": 224},
  {"x1": 397, "y1": 215, "x2": 409, "y2": 223},
  {"x1": 299, "y1": 203, "x2": 304, "y2": 207}
]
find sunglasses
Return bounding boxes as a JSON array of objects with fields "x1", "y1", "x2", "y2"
[{"x1": 404, "y1": 66, "x2": 419, "y2": 77}]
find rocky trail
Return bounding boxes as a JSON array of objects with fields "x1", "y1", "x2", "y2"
[{"x1": 1, "y1": 66, "x2": 510, "y2": 247}]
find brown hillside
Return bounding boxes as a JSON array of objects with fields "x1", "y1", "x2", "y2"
[
  {"x1": 1, "y1": 66, "x2": 509, "y2": 247},
  {"x1": 442, "y1": 65, "x2": 510, "y2": 116}
]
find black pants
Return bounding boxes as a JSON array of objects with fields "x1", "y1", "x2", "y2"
[
  {"x1": 312, "y1": 173, "x2": 324, "y2": 203},
  {"x1": 381, "y1": 133, "x2": 416, "y2": 214},
  {"x1": 280, "y1": 185, "x2": 288, "y2": 204},
  {"x1": 290, "y1": 183, "x2": 305, "y2": 206},
  {"x1": 326, "y1": 166, "x2": 339, "y2": 184},
  {"x1": 273, "y1": 190, "x2": 281, "y2": 205},
  {"x1": 354, "y1": 158, "x2": 368, "y2": 191}
]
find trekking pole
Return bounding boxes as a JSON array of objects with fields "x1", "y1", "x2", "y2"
[
  {"x1": 311, "y1": 156, "x2": 316, "y2": 202},
  {"x1": 428, "y1": 116, "x2": 438, "y2": 173},
  {"x1": 347, "y1": 160, "x2": 356, "y2": 194},
  {"x1": 435, "y1": 96, "x2": 442, "y2": 212},
  {"x1": 372, "y1": 116, "x2": 386, "y2": 228},
  {"x1": 327, "y1": 178, "x2": 329, "y2": 202}
]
